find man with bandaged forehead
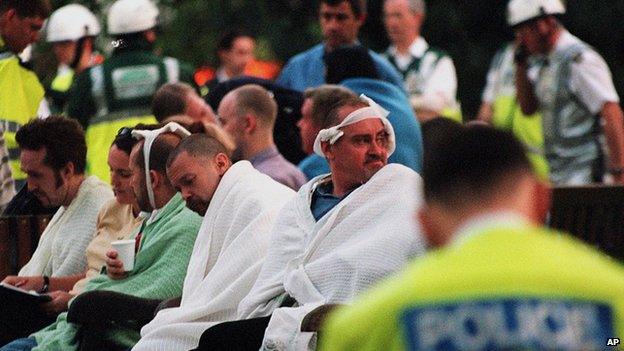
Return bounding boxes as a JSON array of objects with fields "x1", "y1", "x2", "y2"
[{"x1": 191, "y1": 95, "x2": 427, "y2": 351}]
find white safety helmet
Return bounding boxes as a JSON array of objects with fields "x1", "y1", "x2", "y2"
[
  {"x1": 507, "y1": 0, "x2": 565, "y2": 27},
  {"x1": 46, "y1": 4, "x2": 101, "y2": 42},
  {"x1": 107, "y1": 0, "x2": 159, "y2": 35}
]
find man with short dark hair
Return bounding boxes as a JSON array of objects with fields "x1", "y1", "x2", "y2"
[
  {"x1": 218, "y1": 84, "x2": 307, "y2": 190},
  {"x1": 152, "y1": 82, "x2": 216, "y2": 123},
  {"x1": 4, "y1": 116, "x2": 112, "y2": 279},
  {"x1": 0, "y1": 116, "x2": 112, "y2": 345},
  {"x1": 193, "y1": 95, "x2": 425, "y2": 351},
  {"x1": 276, "y1": 0, "x2": 404, "y2": 92},
  {"x1": 0, "y1": 0, "x2": 51, "y2": 182},
  {"x1": 321, "y1": 126, "x2": 624, "y2": 351}
]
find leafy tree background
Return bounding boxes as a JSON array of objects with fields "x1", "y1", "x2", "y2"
[{"x1": 46, "y1": 0, "x2": 624, "y2": 120}]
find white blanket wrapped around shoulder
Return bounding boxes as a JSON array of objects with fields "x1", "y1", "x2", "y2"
[
  {"x1": 134, "y1": 161, "x2": 296, "y2": 351},
  {"x1": 237, "y1": 163, "x2": 426, "y2": 351}
]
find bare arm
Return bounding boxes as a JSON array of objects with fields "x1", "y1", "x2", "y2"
[{"x1": 601, "y1": 102, "x2": 624, "y2": 183}]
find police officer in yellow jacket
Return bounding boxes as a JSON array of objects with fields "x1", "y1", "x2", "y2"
[
  {"x1": 66, "y1": 0, "x2": 195, "y2": 183},
  {"x1": 321, "y1": 126, "x2": 624, "y2": 351},
  {"x1": 0, "y1": 0, "x2": 51, "y2": 182}
]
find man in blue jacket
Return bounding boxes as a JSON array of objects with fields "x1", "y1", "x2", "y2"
[{"x1": 276, "y1": 0, "x2": 404, "y2": 92}]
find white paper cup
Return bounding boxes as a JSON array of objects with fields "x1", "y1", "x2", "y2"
[{"x1": 111, "y1": 239, "x2": 135, "y2": 271}]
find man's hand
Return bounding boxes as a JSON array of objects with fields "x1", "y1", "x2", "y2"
[
  {"x1": 105, "y1": 249, "x2": 127, "y2": 280},
  {"x1": 1, "y1": 275, "x2": 44, "y2": 291},
  {"x1": 42, "y1": 291, "x2": 73, "y2": 314}
]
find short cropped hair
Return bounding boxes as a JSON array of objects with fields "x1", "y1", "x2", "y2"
[
  {"x1": 16, "y1": 115, "x2": 86, "y2": 174},
  {"x1": 152, "y1": 83, "x2": 196, "y2": 122},
  {"x1": 232, "y1": 84, "x2": 278, "y2": 128},
  {"x1": 167, "y1": 133, "x2": 228, "y2": 169},
  {"x1": 0, "y1": 0, "x2": 51, "y2": 18},
  {"x1": 321, "y1": 0, "x2": 367, "y2": 17},
  {"x1": 133, "y1": 132, "x2": 183, "y2": 178},
  {"x1": 423, "y1": 125, "x2": 532, "y2": 207},
  {"x1": 322, "y1": 96, "x2": 369, "y2": 129},
  {"x1": 304, "y1": 85, "x2": 357, "y2": 128}
]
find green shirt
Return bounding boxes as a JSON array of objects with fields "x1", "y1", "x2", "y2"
[
  {"x1": 32, "y1": 193, "x2": 202, "y2": 351},
  {"x1": 321, "y1": 221, "x2": 624, "y2": 351}
]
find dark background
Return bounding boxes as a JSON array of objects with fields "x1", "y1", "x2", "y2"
[{"x1": 49, "y1": 0, "x2": 624, "y2": 120}]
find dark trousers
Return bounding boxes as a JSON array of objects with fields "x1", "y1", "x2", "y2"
[
  {"x1": 191, "y1": 315, "x2": 272, "y2": 351},
  {"x1": 0, "y1": 303, "x2": 58, "y2": 346}
]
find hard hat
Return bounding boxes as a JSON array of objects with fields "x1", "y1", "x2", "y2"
[
  {"x1": 107, "y1": 0, "x2": 159, "y2": 35},
  {"x1": 507, "y1": 0, "x2": 565, "y2": 27},
  {"x1": 46, "y1": 4, "x2": 101, "y2": 42}
]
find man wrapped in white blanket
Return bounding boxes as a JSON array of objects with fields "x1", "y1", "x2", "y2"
[
  {"x1": 193, "y1": 94, "x2": 426, "y2": 351},
  {"x1": 133, "y1": 134, "x2": 295, "y2": 351}
]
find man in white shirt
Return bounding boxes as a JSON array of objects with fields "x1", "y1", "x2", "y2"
[
  {"x1": 382, "y1": 0, "x2": 460, "y2": 122},
  {"x1": 510, "y1": 0, "x2": 624, "y2": 185}
]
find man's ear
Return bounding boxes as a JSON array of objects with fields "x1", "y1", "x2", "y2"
[
  {"x1": 62, "y1": 162, "x2": 75, "y2": 178},
  {"x1": 356, "y1": 13, "x2": 366, "y2": 27},
  {"x1": 532, "y1": 180, "x2": 551, "y2": 224},
  {"x1": 243, "y1": 114, "x2": 257, "y2": 134},
  {"x1": 417, "y1": 204, "x2": 451, "y2": 249},
  {"x1": 320, "y1": 141, "x2": 333, "y2": 160},
  {"x1": 148, "y1": 169, "x2": 161, "y2": 190},
  {"x1": 214, "y1": 153, "x2": 231, "y2": 176}
]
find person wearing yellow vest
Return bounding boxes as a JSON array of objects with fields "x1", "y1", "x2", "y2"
[
  {"x1": 321, "y1": 126, "x2": 624, "y2": 351},
  {"x1": 478, "y1": 42, "x2": 549, "y2": 180},
  {"x1": 0, "y1": 0, "x2": 51, "y2": 183},
  {"x1": 382, "y1": 0, "x2": 461, "y2": 122},
  {"x1": 66, "y1": 0, "x2": 195, "y2": 184},
  {"x1": 44, "y1": 4, "x2": 101, "y2": 114}
]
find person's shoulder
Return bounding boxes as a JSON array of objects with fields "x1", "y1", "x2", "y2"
[
  {"x1": 379, "y1": 163, "x2": 420, "y2": 179},
  {"x1": 285, "y1": 44, "x2": 324, "y2": 65}
]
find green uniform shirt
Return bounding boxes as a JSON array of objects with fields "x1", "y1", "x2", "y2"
[
  {"x1": 66, "y1": 48, "x2": 194, "y2": 183},
  {"x1": 321, "y1": 221, "x2": 624, "y2": 351}
]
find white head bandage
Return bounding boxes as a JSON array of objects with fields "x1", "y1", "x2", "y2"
[
  {"x1": 313, "y1": 94, "x2": 396, "y2": 157},
  {"x1": 131, "y1": 122, "x2": 191, "y2": 210}
]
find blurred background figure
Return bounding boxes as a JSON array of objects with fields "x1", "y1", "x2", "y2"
[
  {"x1": 276, "y1": 0, "x2": 404, "y2": 92},
  {"x1": 477, "y1": 41, "x2": 549, "y2": 181},
  {"x1": 0, "y1": 0, "x2": 50, "y2": 185},
  {"x1": 44, "y1": 4, "x2": 101, "y2": 114},
  {"x1": 205, "y1": 30, "x2": 257, "y2": 93},
  {"x1": 66, "y1": 0, "x2": 195, "y2": 184},
  {"x1": 382, "y1": 0, "x2": 460, "y2": 122},
  {"x1": 152, "y1": 82, "x2": 216, "y2": 124},
  {"x1": 510, "y1": 0, "x2": 624, "y2": 185}
]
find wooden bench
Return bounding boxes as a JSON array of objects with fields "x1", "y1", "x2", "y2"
[
  {"x1": 549, "y1": 184, "x2": 624, "y2": 262},
  {"x1": 0, "y1": 215, "x2": 52, "y2": 280}
]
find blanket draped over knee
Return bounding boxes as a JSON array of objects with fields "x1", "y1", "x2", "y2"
[
  {"x1": 31, "y1": 194, "x2": 202, "y2": 351},
  {"x1": 238, "y1": 164, "x2": 427, "y2": 350},
  {"x1": 134, "y1": 161, "x2": 295, "y2": 351}
]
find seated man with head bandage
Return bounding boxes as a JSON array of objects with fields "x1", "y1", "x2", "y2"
[{"x1": 191, "y1": 95, "x2": 427, "y2": 351}]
